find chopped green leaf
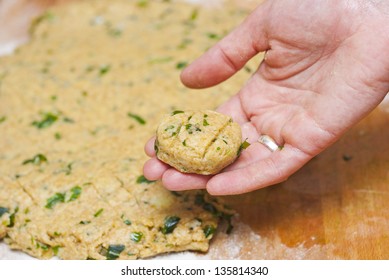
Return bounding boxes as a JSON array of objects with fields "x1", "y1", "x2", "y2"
[
  {"x1": 154, "y1": 139, "x2": 159, "y2": 154},
  {"x1": 177, "y1": 38, "x2": 192, "y2": 49},
  {"x1": 68, "y1": 186, "x2": 82, "y2": 202},
  {"x1": 176, "y1": 61, "x2": 188, "y2": 69},
  {"x1": 237, "y1": 140, "x2": 250, "y2": 156},
  {"x1": 148, "y1": 56, "x2": 173, "y2": 64},
  {"x1": 99, "y1": 65, "x2": 111, "y2": 76},
  {"x1": 182, "y1": 139, "x2": 187, "y2": 146},
  {"x1": 54, "y1": 132, "x2": 62, "y2": 140},
  {"x1": 128, "y1": 112, "x2": 146, "y2": 125},
  {"x1": 203, "y1": 225, "x2": 216, "y2": 238},
  {"x1": 171, "y1": 110, "x2": 184, "y2": 115},
  {"x1": 0, "y1": 116, "x2": 6, "y2": 124},
  {"x1": 203, "y1": 118, "x2": 209, "y2": 126},
  {"x1": 136, "y1": 0, "x2": 149, "y2": 7},
  {"x1": 22, "y1": 154, "x2": 48, "y2": 166},
  {"x1": 123, "y1": 219, "x2": 132, "y2": 226},
  {"x1": 32, "y1": 112, "x2": 58, "y2": 129},
  {"x1": 36, "y1": 241, "x2": 50, "y2": 251},
  {"x1": 130, "y1": 232, "x2": 143, "y2": 243},
  {"x1": 79, "y1": 220, "x2": 91, "y2": 225},
  {"x1": 107, "y1": 26, "x2": 122, "y2": 37},
  {"x1": 161, "y1": 216, "x2": 180, "y2": 234},
  {"x1": 94, "y1": 208, "x2": 104, "y2": 217},
  {"x1": 106, "y1": 244, "x2": 125, "y2": 260},
  {"x1": 7, "y1": 209, "x2": 17, "y2": 228},
  {"x1": 190, "y1": 9, "x2": 199, "y2": 21},
  {"x1": 45, "y1": 193, "x2": 65, "y2": 209},
  {"x1": 136, "y1": 175, "x2": 155, "y2": 184},
  {"x1": 52, "y1": 245, "x2": 60, "y2": 255},
  {"x1": 0, "y1": 207, "x2": 9, "y2": 217}
]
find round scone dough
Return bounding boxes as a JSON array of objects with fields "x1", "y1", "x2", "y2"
[{"x1": 155, "y1": 110, "x2": 242, "y2": 175}]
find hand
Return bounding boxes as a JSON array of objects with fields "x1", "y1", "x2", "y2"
[{"x1": 144, "y1": 0, "x2": 389, "y2": 195}]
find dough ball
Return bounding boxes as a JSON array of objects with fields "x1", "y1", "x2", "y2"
[{"x1": 155, "y1": 110, "x2": 242, "y2": 175}]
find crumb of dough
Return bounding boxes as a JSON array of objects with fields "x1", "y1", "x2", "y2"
[{"x1": 155, "y1": 110, "x2": 242, "y2": 175}]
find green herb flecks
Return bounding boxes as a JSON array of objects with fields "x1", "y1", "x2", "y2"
[
  {"x1": 22, "y1": 154, "x2": 48, "y2": 166},
  {"x1": 45, "y1": 193, "x2": 65, "y2": 209},
  {"x1": 237, "y1": 140, "x2": 250, "y2": 156},
  {"x1": 54, "y1": 132, "x2": 62, "y2": 140},
  {"x1": 99, "y1": 65, "x2": 111, "y2": 76},
  {"x1": 0, "y1": 207, "x2": 9, "y2": 218},
  {"x1": 164, "y1": 124, "x2": 179, "y2": 137},
  {"x1": 62, "y1": 162, "x2": 73, "y2": 175},
  {"x1": 203, "y1": 117, "x2": 209, "y2": 126},
  {"x1": 195, "y1": 194, "x2": 234, "y2": 234},
  {"x1": 171, "y1": 110, "x2": 184, "y2": 115},
  {"x1": 161, "y1": 216, "x2": 180, "y2": 234},
  {"x1": 35, "y1": 240, "x2": 50, "y2": 251},
  {"x1": 94, "y1": 208, "x2": 104, "y2": 217},
  {"x1": 128, "y1": 112, "x2": 146, "y2": 125},
  {"x1": 154, "y1": 139, "x2": 159, "y2": 154},
  {"x1": 206, "y1": 32, "x2": 221, "y2": 40},
  {"x1": 182, "y1": 139, "x2": 187, "y2": 146},
  {"x1": 79, "y1": 220, "x2": 91, "y2": 225},
  {"x1": 148, "y1": 56, "x2": 173, "y2": 64},
  {"x1": 30, "y1": 11, "x2": 55, "y2": 32},
  {"x1": 106, "y1": 244, "x2": 125, "y2": 260},
  {"x1": 189, "y1": 9, "x2": 199, "y2": 21},
  {"x1": 68, "y1": 186, "x2": 82, "y2": 202},
  {"x1": 203, "y1": 225, "x2": 216, "y2": 238},
  {"x1": 130, "y1": 232, "x2": 143, "y2": 243},
  {"x1": 176, "y1": 61, "x2": 188, "y2": 69},
  {"x1": 32, "y1": 112, "x2": 59, "y2": 129},
  {"x1": 123, "y1": 219, "x2": 132, "y2": 226},
  {"x1": 136, "y1": 175, "x2": 155, "y2": 184},
  {"x1": 7, "y1": 207, "x2": 18, "y2": 228},
  {"x1": 0, "y1": 116, "x2": 6, "y2": 124},
  {"x1": 52, "y1": 245, "x2": 61, "y2": 256},
  {"x1": 45, "y1": 186, "x2": 82, "y2": 209},
  {"x1": 136, "y1": 0, "x2": 149, "y2": 7}
]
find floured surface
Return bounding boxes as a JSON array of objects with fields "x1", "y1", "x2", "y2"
[{"x1": 0, "y1": 0, "x2": 255, "y2": 260}]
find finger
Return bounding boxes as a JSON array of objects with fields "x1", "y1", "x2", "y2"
[
  {"x1": 180, "y1": 4, "x2": 269, "y2": 89},
  {"x1": 162, "y1": 168, "x2": 211, "y2": 191},
  {"x1": 143, "y1": 157, "x2": 170, "y2": 181},
  {"x1": 206, "y1": 145, "x2": 311, "y2": 195},
  {"x1": 145, "y1": 136, "x2": 156, "y2": 157}
]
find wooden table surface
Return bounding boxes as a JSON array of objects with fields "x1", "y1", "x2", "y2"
[{"x1": 1, "y1": 0, "x2": 388, "y2": 260}]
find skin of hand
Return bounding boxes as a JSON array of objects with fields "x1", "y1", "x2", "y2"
[{"x1": 144, "y1": 0, "x2": 389, "y2": 195}]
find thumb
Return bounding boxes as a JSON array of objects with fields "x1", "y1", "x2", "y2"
[{"x1": 180, "y1": 3, "x2": 269, "y2": 89}]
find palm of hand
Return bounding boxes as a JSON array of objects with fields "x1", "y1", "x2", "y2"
[{"x1": 144, "y1": 0, "x2": 389, "y2": 195}]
